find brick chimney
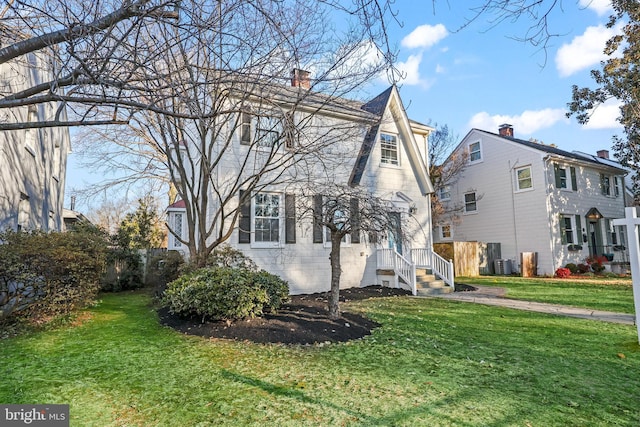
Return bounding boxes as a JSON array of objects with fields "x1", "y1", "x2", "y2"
[
  {"x1": 498, "y1": 123, "x2": 514, "y2": 137},
  {"x1": 597, "y1": 149, "x2": 610, "y2": 159},
  {"x1": 291, "y1": 68, "x2": 310, "y2": 89}
]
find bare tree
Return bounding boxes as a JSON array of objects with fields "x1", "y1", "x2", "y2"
[
  {"x1": 60, "y1": 0, "x2": 396, "y2": 267},
  {"x1": 428, "y1": 123, "x2": 468, "y2": 225},
  {"x1": 0, "y1": 0, "x2": 400, "y2": 129},
  {"x1": 297, "y1": 184, "x2": 406, "y2": 319}
]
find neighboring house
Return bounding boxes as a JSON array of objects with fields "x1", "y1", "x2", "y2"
[
  {"x1": 167, "y1": 73, "x2": 454, "y2": 295},
  {"x1": 0, "y1": 47, "x2": 71, "y2": 232},
  {"x1": 434, "y1": 124, "x2": 627, "y2": 275}
]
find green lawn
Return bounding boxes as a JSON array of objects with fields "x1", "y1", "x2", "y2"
[
  {"x1": 1, "y1": 291, "x2": 639, "y2": 426},
  {"x1": 457, "y1": 275, "x2": 635, "y2": 314}
]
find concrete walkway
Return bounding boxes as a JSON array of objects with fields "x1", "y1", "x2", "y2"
[{"x1": 428, "y1": 286, "x2": 636, "y2": 326}]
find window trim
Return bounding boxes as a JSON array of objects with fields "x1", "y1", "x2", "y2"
[
  {"x1": 468, "y1": 141, "x2": 482, "y2": 163},
  {"x1": 251, "y1": 192, "x2": 284, "y2": 248},
  {"x1": 380, "y1": 132, "x2": 400, "y2": 166},
  {"x1": 515, "y1": 165, "x2": 533, "y2": 192},
  {"x1": 172, "y1": 212, "x2": 184, "y2": 248},
  {"x1": 440, "y1": 224, "x2": 452, "y2": 240}
]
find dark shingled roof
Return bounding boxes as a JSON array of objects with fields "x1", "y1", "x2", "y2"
[
  {"x1": 475, "y1": 128, "x2": 626, "y2": 171},
  {"x1": 349, "y1": 87, "x2": 394, "y2": 186}
]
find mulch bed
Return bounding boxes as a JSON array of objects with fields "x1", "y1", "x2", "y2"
[{"x1": 158, "y1": 284, "x2": 476, "y2": 345}]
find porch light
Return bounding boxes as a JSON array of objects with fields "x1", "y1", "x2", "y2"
[{"x1": 586, "y1": 207, "x2": 603, "y2": 220}]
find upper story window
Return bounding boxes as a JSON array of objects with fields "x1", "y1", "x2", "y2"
[
  {"x1": 469, "y1": 141, "x2": 482, "y2": 163},
  {"x1": 380, "y1": 133, "x2": 399, "y2": 165},
  {"x1": 256, "y1": 116, "x2": 280, "y2": 148},
  {"x1": 464, "y1": 192, "x2": 477, "y2": 213},
  {"x1": 600, "y1": 173, "x2": 620, "y2": 197},
  {"x1": 554, "y1": 164, "x2": 577, "y2": 191},
  {"x1": 240, "y1": 111, "x2": 252, "y2": 145},
  {"x1": 515, "y1": 165, "x2": 532, "y2": 191},
  {"x1": 438, "y1": 185, "x2": 451, "y2": 201}
]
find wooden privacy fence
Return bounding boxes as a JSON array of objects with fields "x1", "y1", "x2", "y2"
[
  {"x1": 434, "y1": 241, "x2": 479, "y2": 277},
  {"x1": 434, "y1": 241, "x2": 504, "y2": 277}
]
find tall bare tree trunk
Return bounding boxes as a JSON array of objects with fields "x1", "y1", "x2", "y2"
[{"x1": 328, "y1": 233, "x2": 342, "y2": 319}]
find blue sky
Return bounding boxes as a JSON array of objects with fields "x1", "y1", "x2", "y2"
[
  {"x1": 65, "y1": 0, "x2": 622, "y2": 211},
  {"x1": 368, "y1": 0, "x2": 621, "y2": 156}
]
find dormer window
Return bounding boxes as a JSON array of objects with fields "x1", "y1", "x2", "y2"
[{"x1": 380, "y1": 133, "x2": 399, "y2": 165}]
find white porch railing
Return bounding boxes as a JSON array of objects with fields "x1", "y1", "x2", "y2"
[
  {"x1": 377, "y1": 248, "x2": 416, "y2": 294},
  {"x1": 377, "y1": 248, "x2": 455, "y2": 294}
]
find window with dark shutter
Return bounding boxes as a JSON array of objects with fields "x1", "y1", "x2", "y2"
[
  {"x1": 350, "y1": 197, "x2": 360, "y2": 243},
  {"x1": 285, "y1": 194, "x2": 296, "y2": 243},
  {"x1": 238, "y1": 190, "x2": 251, "y2": 243},
  {"x1": 313, "y1": 195, "x2": 323, "y2": 243}
]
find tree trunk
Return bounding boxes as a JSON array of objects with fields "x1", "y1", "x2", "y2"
[{"x1": 328, "y1": 232, "x2": 342, "y2": 319}]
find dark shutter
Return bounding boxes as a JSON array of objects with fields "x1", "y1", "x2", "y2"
[
  {"x1": 240, "y1": 112, "x2": 251, "y2": 145},
  {"x1": 575, "y1": 215, "x2": 582, "y2": 243},
  {"x1": 560, "y1": 214, "x2": 567, "y2": 244},
  {"x1": 350, "y1": 197, "x2": 360, "y2": 244},
  {"x1": 570, "y1": 167, "x2": 577, "y2": 190},
  {"x1": 554, "y1": 163, "x2": 561, "y2": 188},
  {"x1": 313, "y1": 195, "x2": 323, "y2": 243},
  {"x1": 238, "y1": 190, "x2": 251, "y2": 243},
  {"x1": 285, "y1": 194, "x2": 296, "y2": 244}
]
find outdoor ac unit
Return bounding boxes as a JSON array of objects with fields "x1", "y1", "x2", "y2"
[{"x1": 494, "y1": 259, "x2": 512, "y2": 275}]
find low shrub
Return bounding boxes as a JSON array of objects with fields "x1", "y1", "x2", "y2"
[
  {"x1": 0, "y1": 226, "x2": 108, "y2": 324},
  {"x1": 564, "y1": 263, "x2": 578, "y2": 274},
  {"x1": 577, "y1": 263, "x2": 591, "y2": 274},
  {"x1": 162, "y1": 266, "x2": 289, "y2": 322},
  {"x1": 586, "y1": 256, "x2": 607, "y2": 274},
  {"x1": 555, "y1": 267, "x2": 571, "y2": 278},
  {"x1": 206, "y1": 245, "x2": 258, "y2": 271},
  {"x1": 146, "y1": 250, "x2": 185, "y2": 296}
]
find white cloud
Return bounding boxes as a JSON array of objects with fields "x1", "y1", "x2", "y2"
[
  {"x1": 435, "y1": 64, "x2": 445, "y2": 74},
  {"x1": 556, "y1": 24, "x2": 620, "y2": 77},
  {"x1": 396, "y1": 53, "x2": 433, "y2": 88},
  {"x1": 401, "y1": 24, "x2": 448, "y2": 49},
  {"x1": 468, "y1": 109, "x2": 568, "y2": 135},
  {"x1": 579, "y1": 0, "x2": 612, "y2": 16},
  {"x1": 582, "y1": 98, "x2": 623, "y2": 129}
]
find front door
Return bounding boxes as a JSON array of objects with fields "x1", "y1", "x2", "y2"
[
  {"x1": 388, "y1": 212, "x2": 402, "y2": 255},
  {"x1": 588, "y1": 220, "x2": 603, "y2": 257}
]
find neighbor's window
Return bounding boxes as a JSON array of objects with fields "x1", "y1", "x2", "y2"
[
  {"x1": 516, "y1": 165, "x2": 532, "y2": 190},
  {"x1": 560, "y1": 214, "x2": 575, "y2": 244},
  {"x1": 614, "y1": 176, "x2": 622, "y2": 197},
  {"x1": 600, "y1": 174, "x2": 612, "y2": 196},
  {"x1": 464, "y1": 192, "x2": 477, "y2": 213},
  {"x1": 380, "y1": 133, "x2": 399, "y2": 165},
  {"x1": 173, "y1": 213, "x2": 183, "y2": 247},
  {"x1": 441, "y1": 224, "x2": 452, "y2": 239},
  {"x1": 469, "y1": 141, "x2": 482, "y2": 162},
  {"x1": 254, "y1": 192, "x2": 280, "y2": 243},
  {"x1": 438, "y1": 185, "x2": 451, "y2": 201}
]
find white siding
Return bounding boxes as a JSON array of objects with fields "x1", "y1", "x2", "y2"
[{"x1": 439, "y1": 129, "x2": 626, "y2": 275}]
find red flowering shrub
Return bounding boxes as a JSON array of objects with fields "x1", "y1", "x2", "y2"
[{"x1": 555, "y1": 267, "x2": 571, "y2": 278}]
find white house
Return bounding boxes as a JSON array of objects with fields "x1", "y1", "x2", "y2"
[
  {"x1": 167, "y1": 73, "x2": 453, "y2": 295},
  {"x1": 434, "y1": 124, "x2": 627, "y2": 275},
  {"x1": 0, "y1": 50, "x2": 71, "y2": 232}
]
